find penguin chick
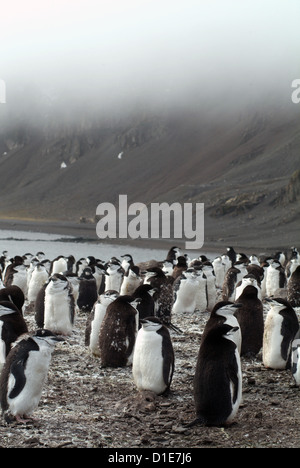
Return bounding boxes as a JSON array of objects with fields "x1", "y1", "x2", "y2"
[
  {"x1": 27, "y1": 263, "x2": 49, "y2": 305},
  {"x1": 263, "y1": 298, "x2": 299, "y2": 370},
  {"x1": 192, "y1": 323, "x2": 242, "y2": 427},
  {"x1": 132, "y1": 317, "x2": 174, "y2": 395},
  {"x1": 172, "y1": 269, "x2": 199, "y2": 314},
  {"x1": 44, "y1": 274, "x2": 75, "y2": 336},
  {"x1": 0, "y1": 329, "x2": 64, "y2": 424},
  {"x1": 85, "y1": 290, "x2": 119, "y2": 356},
  {"x1": 99, "y1": 295, "x2": 140, "y2": 368},
  {"x1": 120, "y1": 265, "x2": 142, "y2": 296}
]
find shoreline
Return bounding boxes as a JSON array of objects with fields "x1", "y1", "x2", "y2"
[{"x1": 0, "y1": 217, "x2": 284, "y2": 256}]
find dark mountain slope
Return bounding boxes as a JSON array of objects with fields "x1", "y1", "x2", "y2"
[{"x1": 0, "y1": 103, "x2": 299, "y2": 250}]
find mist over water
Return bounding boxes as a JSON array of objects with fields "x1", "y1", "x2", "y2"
[{"x1": 1, "y1": 0, "x2": 299, "y2": 128}]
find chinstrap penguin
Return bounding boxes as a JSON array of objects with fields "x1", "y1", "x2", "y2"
[
  {"x1": 132, "y1": 317, "x2": 175, "y2": 395},
  {"x1": 0, "y1": 329, "x2": 64, "y2": 424},
  {"x1": 263, "y1": 298, "x2": 299, "y2": 369},
  {"x1": 191, "y1": 323, "x2": 242, "y2": 427}
]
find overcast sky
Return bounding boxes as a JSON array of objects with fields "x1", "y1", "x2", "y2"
[{"x1": 1, "y1": 0, "x2": 299, "y2": 117}]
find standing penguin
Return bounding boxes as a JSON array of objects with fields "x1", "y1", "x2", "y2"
[
  {"x1": 171, "y1": 256, "x2": 187, "y2": 280},
  {"x1": 4, "y1": 258, "x2": 28, "y2": 298},
  {"x1": 132, "y1": 317, "x2": 174, "y2": 395},
  {"x1": 121, "y1": 254, "x2": 134, "y2": 273},
  {"x1": 222, "y1": 265, "x2": 246, "y2": 302},
  {"x1": 99, "y1": 295, "x2": 140, "y2": 367},
  {"x1": 85, "y1": 290, "x2": 119, "y2": 356},
  {"x1": 235, "y1": 274, "x2": 262, "y2": 301},
  {"x1": 144, "y1": 267, "x2": 174, "y2": 323},
  {"x1": 50, "y1": 255, "x2": 68, "y2": 275},
  {"x1": 265, "y1": 260, "x2": 286, "y2": 297},
  {"x1": 263, "y1": 298, "x2": 299, "y2": 370},
  {"x1": 191, "y1": 323, "x2": 242, "y2": 427},
  {"x1": 285, "y1": 247, "x2": 300, "y2": 281},
  {"x1": 105, "y1": 261, "x2": 124, "y2": 293},
  {"x1": 0, "y1": 301, "x2": 28, "y2": 371},
  {"x1": 287, "y1": 265, "x2": 300, "y2": 308},
  {"x1": 212, "y1": 256, "x2": 226, "y2": 289},
  {"x1": 132, "y1": 284, "x2": 156, "y2": 322},
  {"x1": 120, "y1": 265, "x2": 142, "y2": 296},
  {"x1": 44, "y1": 274, "x2": 75, "y2": 336},
  {"x1": 172, "y1": 269, "x2": 199, "y2": 314},
  {"x1": 77, "y1": 267, "x2": 98, "y2": 313},
  {"x1": 0, "y1": 329, "x2": 64, "y2": 423},
  {"x1": 201, "y1": 301, "x2": 242, "y2": 354},
  {"x1": 27, "y1": 263, "x2": 49, "y2": 305},
  {"x1": 234, "y1": 285, "x2": 264, "y2": 356}
]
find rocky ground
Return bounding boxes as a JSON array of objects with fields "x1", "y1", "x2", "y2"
[{"x1": 0, "y1": 299, "x2": 299, "y2": 450}]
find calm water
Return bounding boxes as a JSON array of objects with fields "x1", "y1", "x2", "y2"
[{"x1": 0, "y1": 229, "x2": 217, "y2": 264}]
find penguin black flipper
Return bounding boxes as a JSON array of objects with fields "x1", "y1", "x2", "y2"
[
  {"x1": 159, "y1": 327, "x2": 175, "y2": 390},
  {"x1": 227, "y1": 352, "x2": 239, "y2": 404},
  {"x1": 6, "y1": 338, "x2": 39, "y2": 400},
  {"x1": 280, "y1": 309, "x2": 300, "y2": 363}
]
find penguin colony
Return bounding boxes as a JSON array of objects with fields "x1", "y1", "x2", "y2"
[{"x1": 0, "y1": 245, "x2": 299, "y2": 428}]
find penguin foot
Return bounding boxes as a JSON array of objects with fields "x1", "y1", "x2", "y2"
[{"x1": 15, "y1": 414, "x2": 35, "y2": 424}]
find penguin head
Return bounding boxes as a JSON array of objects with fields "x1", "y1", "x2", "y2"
[
  {"x1": 121, "y1": 254, "x2": 133, "y2": 262},
  {"x1": 140, "y1": 317, "x2": 163, "y2": 332},
  {"x1": 80, "y1": 267, "x2": 95, "y2": 280},
  {"x1": 100, "y1": 290, "x2": 119, "y2": 305},
  {"x1": 212, "y1": 301, "x2": 242, "y2": 317},
  {"x1": 33, "y1": 329, "x2": 65, "y2": 346},
  {"x1": 127, "y1": 265, "x2": 140, "y2": 279},
  {"x1": 48, "y1": 274, "x2": 69, "y2": 291},
  {"x1": 0, "y1": 301, "x2": 20, "y2": 317},
  {"x1": 222, "y1": 325, "x2": 240, "y2": 344},
  {"x1": 265, "y1": 297, "x2": 292, "y2": 313}
]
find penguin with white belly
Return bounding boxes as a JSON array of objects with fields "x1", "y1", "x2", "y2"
[
  {"x1": 27, "y1": 263, "x2": 49, "y2": 305},
  {"x1": 50, "y1": 255, "x2": 68, "y2": 275},
  {"x1": 43, "y1": 274, "x2": 75, "y2": 336},
  {"x1": 4, "y1": 257, "x2": 28, "y2": 298},
  {"x1": 132, "y1": 317, "x2": 174, "y2": 395},
  {"x1": 172, "y1": 269, "x2": 199, "y2": 314},
  {"x1": 263, "y1": 298, "x2": 299, "y2": 370},
  {"x1": 105, "y1": 261, "x2": 124, "y2": 293},
  {"x1": 191, "y1": 323, "x2": 242, "y2": 427},
  {"x1": 0, "y1": 301, "x2": 28, "y2": 371},
  {"x1": 266, "y1": 260, "x2": 286, "y2": 297},
  {"x1": 85, "y1": 290, "x2": 119, "y2": 356},
  {"x1": 0, "y1": 329, "x2": 64, "y2": 424},
  {"x1": 120, "y1": 265, "x2": 142, "y2": 296}
]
